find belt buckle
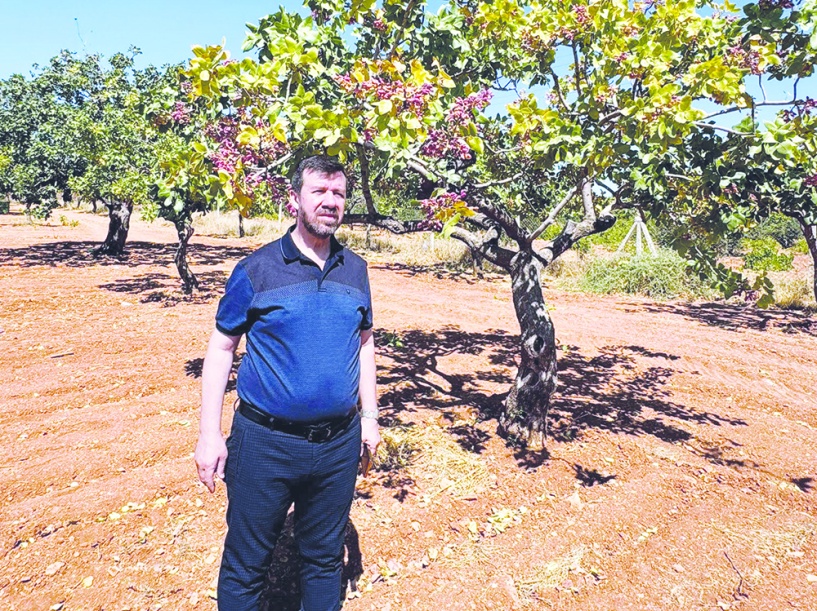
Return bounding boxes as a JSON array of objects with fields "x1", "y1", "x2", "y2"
[{"x1": 306, "y1": 423, "x2": 332, "y2": 443}]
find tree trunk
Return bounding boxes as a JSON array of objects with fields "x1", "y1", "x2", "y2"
[
  {"x1": 238, "y1": 210, "x2": 245, "y2": 238},
  {"x1": 94, "y1": 200, "x2": 132, "y2": 257},
  {"x1": 499, "y1": 250, "x2": 558, "y2": 448},
  {"x1": 174, "y1": 218, "x2": 199, "y2": 294},
  {"x1": 797, "y1": 217, "x2": 817, "y2": 303}
]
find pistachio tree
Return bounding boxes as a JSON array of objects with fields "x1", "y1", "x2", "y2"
[{"x1": 174, "y1": 0, "x2": 808, "y2": 445}]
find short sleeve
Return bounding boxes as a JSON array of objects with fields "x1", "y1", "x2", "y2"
[
  {"x1": 215, "y1": 263, "x2": 255, "y2": 336},
  {"x1": 360, "y1": 266, "x2": 373, "y2": 331}
]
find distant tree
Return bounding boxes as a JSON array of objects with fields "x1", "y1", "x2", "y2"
[
  {"x1": 68, "y1": 51, "x2": 177, "y2": 256},
  {"x1": 0, "y1": 52, "x2": 94, "y2": 218}
]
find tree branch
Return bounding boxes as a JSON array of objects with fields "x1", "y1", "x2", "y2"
[
  {"x1": 406, "y1": 156, "x2": 445, "y2": 184},
  {"x1": 549, "y1": 68, "x2": 570, "y2": 112},
  {"x1": 471, "y1": 195, "x2": 529, "y2": 247},
  {"x1": 702, "y1": 96, "x2": 799, "y2": 120},
  {"x1": 473, "y1": 173, "x2": 523, "y2": 190},
  {"x1": 692, "y1": 121, "x2": 753, "y2": 136},
  {"x1": 580, "y1": 176, "x2": 595, "y2": 220},
  {"x1": 343, "y1": 213, "x2": 427, "y2": 234},
  {"x1": 528, "y1": 182, "x2": 581, "y2": 242},
  {"x1": 571, "y1": 41, "x2": 583, "y2": 97},
  {"x1": 355, "y1": 144, "x2": 377, "y2": 215},
  {"x1": 449, "y1": 223, "x2": 514, "y2": 271}
]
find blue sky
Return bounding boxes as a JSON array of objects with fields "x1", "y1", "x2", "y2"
[
  {"x1": 1, "y1": 0, "x2": 809, "y2": 124},
  {"x1": 0, "y1": 1, "x2": 301, "y2": 78}
]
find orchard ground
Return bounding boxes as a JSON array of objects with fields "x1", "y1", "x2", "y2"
[{"x1": 1, "y1": 205, "x2": 816, "y2": 611}]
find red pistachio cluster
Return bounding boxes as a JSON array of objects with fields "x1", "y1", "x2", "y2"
[
  {"x1": 170, "y1": 102, "x2": 191, "y2": 125},
  {"x1": 334, "y1": 74, "x2": 436, "y2": 117},
  {"x1": 726, "y1": 45, "x2": 762, "y2": 75},
  {"x1": 421, "y1": 90, "x2": 492, "y2": 160},
  {"x1": 204, "y1": 115, "x2": 289, "y2": 199},
  {"x1": 419, "y1": 190, "x2": 468, "y2": 226},
  {"x1": 781, "y1": 97, "x2": 816, "y2": 122}
]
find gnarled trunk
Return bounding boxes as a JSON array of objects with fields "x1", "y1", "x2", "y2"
[
  {"x1": 797, "y1": 217, "x2": 817, "y2": 303},
  {"x1": 94, "y1": 200, "x2": 132, "y2": 257},
  {"x1": 499, "y1": 250, "x2": 558, "y2": 448},
  {"x1": 174, "y1": 218, "x2": 199, "y2": 294}
]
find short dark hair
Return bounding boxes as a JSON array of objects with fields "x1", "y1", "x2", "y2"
[{"x1": 291, "y1": 155, "x2": 347, "y2": 195}]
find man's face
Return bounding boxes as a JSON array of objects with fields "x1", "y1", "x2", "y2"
[{"x1": 291, "y1": 169, "x2": 347, "y2": 239}]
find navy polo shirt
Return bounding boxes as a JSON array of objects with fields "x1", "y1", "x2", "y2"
[{"x1": 215, "y1": 228, "x2": 373, "y2": 422}]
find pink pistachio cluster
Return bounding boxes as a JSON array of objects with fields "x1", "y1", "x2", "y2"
[
  {"x1": 372, "y1": 18, "x2": 387, "y2": 32},
  {"x1": 170, "y1": 101, "x2": 191, "y2": 125},
  {"x1": 205, "y1": 116, "x2": 290, "y2": 199},
  {"x1": 520, "y1": 29, "x2": 546, "y2": 54},
  {"x1": 447, "y1": 90, "x2": 493, "y2": 126},
  {"x1": 421, "y1": 129, "x2": 472, "y2": 159},
  {"x1": 575, "y1": 5, "x2": 590, "y2": 25},
  {"x1": 781, "y1": 97, "x2": 816, "y2": 122},
  {"x1": 334, "y1": 74, "x2": 436, "y2": 117},
  {"x1": 419, "y1": 190, "x2": 468, "y2": 224},
  {"x1": 805, "y1": 175, "x2": 817, "y2": 188},
  {"x1": 726, "y1": 45, "x2": 761, "y2": 75},
  {"x1": 421, "y1": 91, "x2": 491, "y2": 160}
]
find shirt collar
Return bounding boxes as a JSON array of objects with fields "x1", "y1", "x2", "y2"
[{"x1": 280, "y1": 225, "x2": 345, "y2": 265}]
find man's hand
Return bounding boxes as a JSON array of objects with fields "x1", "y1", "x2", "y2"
[
  {"x1": 195, "y1": 431, "x2": 228, "y2": 493},
  {"x1": 360, "y1": 417, "x2": 381, "y2": 460}
]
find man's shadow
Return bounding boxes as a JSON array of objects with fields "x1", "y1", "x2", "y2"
[{"x1": 259, "y1": 517, "x2": 363, "y2": 611}]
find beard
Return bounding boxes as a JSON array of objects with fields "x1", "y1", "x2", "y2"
[{"x1": 299, "y1": 206, "x2": 341, "y2": 238}]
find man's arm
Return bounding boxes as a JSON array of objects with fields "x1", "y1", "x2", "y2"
[
  {"x1": 359, "y1": 328, "x2": 381, "y2": 457},
  {"x1": 194, "y1": 329, "x2": 242, "y2": 493}
]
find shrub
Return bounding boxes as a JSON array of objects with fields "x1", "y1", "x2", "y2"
[
  {"x1": 0, "y1": 197, "x2": 8, "y2": 215},
  {"x1": 747, "y1": 213, "x2": 802, "y2": 249},
  {"x1": 790, "y1": 238, "x2": 809, "y2": 255},
  {"x1": 578, "y1": 249, "x2": 712, "y2": 300},
  {"x1": 742, "y1": 237, "x2": 794, "y2": 272}
]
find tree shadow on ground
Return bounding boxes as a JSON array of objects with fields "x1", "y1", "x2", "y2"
[
  {"x1": 642, "y1": 302, "x2": 816, "y2": 337},
  {"x1": 99, "y1": 269, "x2": 228, "y2": 305},
  {"x1": 376, "y1": 326, "x2": 516, "y2": 428},
  {"x1": 378, "y1": 327, "x2": 752, "y2": 472},
  {"x1": 259, "y1": 517, "x2": 364, "y2": 611},
  {"x1": 372, "y1": 262, "x2": 504, "y2": 285},
  {"x1": 184, "y1": 353, "x2": 242, "y2": 392},
  {"x1": 0, "y1": 240, "x2": 252, "y2": 270}
]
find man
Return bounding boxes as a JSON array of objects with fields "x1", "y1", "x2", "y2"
[{"x1": 194, "y1": 155, "x2": 381, "y2": 611}]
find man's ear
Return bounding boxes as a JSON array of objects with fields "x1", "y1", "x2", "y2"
[{"x1": 288, "y1": 186, "x2": 299, "y2": 211}]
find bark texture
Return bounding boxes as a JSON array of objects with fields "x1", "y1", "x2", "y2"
[
  {"x1": 174, "y1": 219, "x2": 199, "y2": 294},
  {"x1": 499, "y1": 250, "x2": 558, "y2": 447},
  {"x1": 94, "y1": 200, "x2": 132, "y2": 257}
]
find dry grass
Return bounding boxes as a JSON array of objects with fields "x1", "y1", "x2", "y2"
[
  {"x1": 406, "y1": 423, "x2": 491, "y2": 500},
  {"x1": 375, "y1": 422, "x2": 491, "y2": 501},
  {"x1": 192, "y1": 211, "x2": 288, "y2": 241},
  {"x1": 515, "y1": 546, "x2": 587, "y2": 603},
  {"x1": 770, "y1": 273, "x2": 816, "y2": 310}
]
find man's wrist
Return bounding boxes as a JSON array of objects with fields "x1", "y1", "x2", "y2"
[{"x1": 360, "y1": 409, "x2": 379, "y2": 420}]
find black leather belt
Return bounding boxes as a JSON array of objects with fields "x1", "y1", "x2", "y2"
[{"x1": 237, "y1": 399, "x2": 356, "y2": 443}]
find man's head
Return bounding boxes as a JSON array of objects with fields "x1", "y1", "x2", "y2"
[{"x1": 290, "y1": 156, "x2": 347, "y2": 239}]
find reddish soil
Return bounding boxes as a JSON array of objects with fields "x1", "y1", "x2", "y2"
[{"x1": 1, "y1": 207, "x2": 816, "y2": 611}]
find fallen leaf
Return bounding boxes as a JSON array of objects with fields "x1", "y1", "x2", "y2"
[
  {"x1": 45, "y1": 561, "x2": 64, "y2": 576},
  {"x1": 82, "y1": 576, "x2": 93, "y2": 588}
]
